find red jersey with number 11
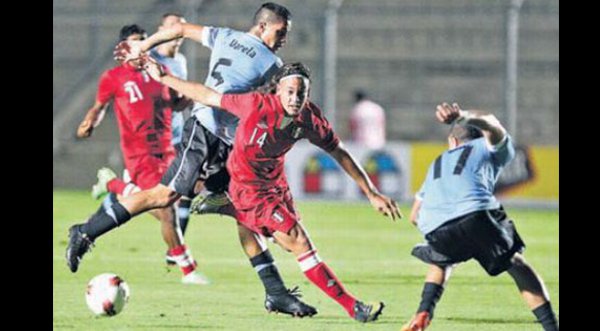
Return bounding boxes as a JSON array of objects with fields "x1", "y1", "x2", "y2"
[{"x1": 96, "y1": 63, "x2": 173, "y2": 158}]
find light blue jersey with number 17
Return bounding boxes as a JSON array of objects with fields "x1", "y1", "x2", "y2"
[
  {"x1": 192, "y1": 26, "x2": 282, "y2": 145},
  {"x1": 415, "y1": 136, "x2": 515, "y2": 235}
]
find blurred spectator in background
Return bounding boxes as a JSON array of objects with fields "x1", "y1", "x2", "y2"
[{"x1": 350, "y1": 89, "x2": 386, "y2": 150}]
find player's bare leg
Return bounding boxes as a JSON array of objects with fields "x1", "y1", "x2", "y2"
[
  {"x1": 116, "y1": 184, "x2": 181, "y2": 215},
  {"x1": 236, "y1": 224, "x2": 317, "y2": 317},
  {"x1": 507, "y1": 253, "x2": 558, "y2": 331},
  {"x1": 273, "y1": 222, "x2": 384, "y2": 323},
  {"x1": 148, "y1": 207, "x2": 181, "y2": 248},
  {"x1": 148, "y1": 206, "x2": 209, "y2": 285},
  {"x1": 165, "y1": 197, "x2": 193, "y2": 266}
]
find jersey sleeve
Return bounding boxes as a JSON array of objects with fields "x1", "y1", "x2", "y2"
[
  {"x1": 415, "y1": 182, "x2": 426, "y2": 201},
  {"x1": 490, "y1": 135, "x2": 515, "y2": 168},
  {"x1": 96, "y1": 70, "x2": 115, "y2": 104},
  {"x1": 305, "y1": 102, "x2": 340, "y2": 152},
  {"x1": 200, "y1": 26, "x2": 221, "y2": 49},
  {"x1": 255, "y1": 61, "x2": 282, "y2": 88},
  {"x1": 219, "y1": 92, "x2": 263, "y2": 121}
]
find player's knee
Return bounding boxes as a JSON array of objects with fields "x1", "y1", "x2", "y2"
[
  {"x1": 510, "y1": 253, "x2": 526, "y2": 267},
  {"x1": 148, "y1": 185, "x2": 180, "y2": 208},
  {"x1": 289, "y1": 228, "x2": 310, "y2": 252}
]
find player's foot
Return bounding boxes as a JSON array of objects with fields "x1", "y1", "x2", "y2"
[
  {"x1": 353, "y1": 301, "x2": 385, "y2": 323},
  {"x1": 165, "y1": 249, "x2": 197, "y2": 267},
  {"x1": 265, "y1": 286, "x2": 318, "y2": 318},
  {"x1": 400, "y1": 311, "x2": 431, "y2": 331},
  {"x1": 181, "y1": 271, "x2": 210, "y2": 285},
  {"x1": 190, "y1": 192, "x2": 236, "y2": 217},
  {"x1": 65, "y1": 224, "x2": 94, "y2": 273},
  {"x1": 165, "y1": 251, "x2": 177, "y2": 266},
  {"x1": 91, "y1": 167, "x2": 117, "y2": 200}
]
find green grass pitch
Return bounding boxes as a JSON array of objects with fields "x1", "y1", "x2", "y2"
[{"x1": 53, "y1": 190, "x2": 558, "y2": 330}]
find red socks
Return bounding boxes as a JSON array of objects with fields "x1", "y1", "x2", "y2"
[{"x1": 298, "y1": 250, "x2": 357, "y2": 316}]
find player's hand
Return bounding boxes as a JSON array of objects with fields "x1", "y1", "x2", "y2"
[
  {"x1": 436, "y1": 102, "x2": 464, "y2": 124},
  {"x1": 143, "y1": 56, "x2": 165, "y2": 81},
  {"x1": 113, "y1": 40, "x2": 144, "y2": 64},
  {"x1": 171, "y1": 95, "x2": 194, "y2": 112},
  {"x1": 368, "y1": 191, "x2": 402, "y2": 222},
  {"x1": 76, "y1": 120, "x2": 93, "y2": 138}
]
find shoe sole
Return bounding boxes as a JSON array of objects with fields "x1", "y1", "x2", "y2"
[
  {"x1": 355, "y1": 301, "x2": 385, "y2": 323},
  {"x1": 266, "y1": 307, "x2": 317, "y2": 318},
  {"x1": 370, "y1": 302, "x2": 385, "y2": 322},
  {"x1": 66, "y1": 227, "x2": 80, "y2": 273}
]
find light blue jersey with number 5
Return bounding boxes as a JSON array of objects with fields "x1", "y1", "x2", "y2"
[
  {"x1": 415, "y1": 136, "x2": 515, "y2": 235},
  {"x1": 192, "y1": 26, "x2": 282, "y2": 145}
]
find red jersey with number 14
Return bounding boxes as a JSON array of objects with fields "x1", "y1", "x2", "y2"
[
  {"x1": 220, "y1": 92, "x2": 340, "y2": 189},
  {"x1": 96, "y1": 63, "x2": 173, "y2": 158}
]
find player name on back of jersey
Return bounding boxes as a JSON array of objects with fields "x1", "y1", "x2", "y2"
[{"x1": 229, "y1": 39, "x2": 256, "y2": 58}]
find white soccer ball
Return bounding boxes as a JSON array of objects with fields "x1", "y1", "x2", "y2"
[{"x1": 85, "y1": 273, "x2": 130, "y2": 316}]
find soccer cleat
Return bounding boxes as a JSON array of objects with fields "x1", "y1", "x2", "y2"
[
  {"x1": 265, "y1": 286, "x2": 318, "y2": 318},
  {"x1": 165, "y1": 251, "x2": 177, "y2": 266},
  {"x1": 400, "y1": 311, "x2": 431, "y2": 331},
  {"x1": 353, "y1": 301, "x2": 385, "y2": 323},
  {"x1": 91, "y1": 167, "x2": 117, "y2": 200},
  {"x1": 181, "y1": 271, "x2": 211, "y2": 285},
  {"x1": 165, "y1": 249, "x2": 198, "y2": 267},
  {"x1": 65, "y1": 225, "x2": 95, "y2": 273},
  {"x1": 190, "y1": 192, "x2": 236, "y2": 217}
]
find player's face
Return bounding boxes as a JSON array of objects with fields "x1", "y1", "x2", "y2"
[
  {"x1": 160, "y1": 15, "x2": 186, "y2": 48},
  {"x1": 261, "y1": 19, "x2": 290, "y2": 52},
  {"x1": 277, "y1": 77, "x2": 310, "y2": 117}
]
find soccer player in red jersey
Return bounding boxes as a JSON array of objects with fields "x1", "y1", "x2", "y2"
[
  {"x1": 71, "y1": 24, "x2": 208, "y2": 285},
  {"x1": 142, "y1": 60, "x2": 403, "y2": 322},
  {"x1": 69, "y1": 5, "x2": 320, "y2": 316}
]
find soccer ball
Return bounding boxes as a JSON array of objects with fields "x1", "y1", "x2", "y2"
[{"x1": 85, "y1": 273, "x2": 130, "y2": 316}]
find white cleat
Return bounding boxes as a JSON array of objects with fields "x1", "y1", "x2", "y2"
[
  {"x1": 181, "y1": 271, "x2": 211, "y2": 285},
  {"x1": 91, "y1": 167, "x2": 117, "y2": 200}
]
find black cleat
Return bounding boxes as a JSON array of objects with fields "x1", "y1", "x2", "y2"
[
  {"x1": 264, "y1": 286, "x2": 318, "y2": 318},
  {"x1": 353, "y1": 301, "x2": 385, "y2": 323},
  {"x1": 165, "y1": 251, "x2": 177, "y2": 266},
  {"x1": 190, "y1": 192, "x2": 236, "y2": 217},
  {"x1": 65, "y1": 225, "x2": 94, "y2": 273}
]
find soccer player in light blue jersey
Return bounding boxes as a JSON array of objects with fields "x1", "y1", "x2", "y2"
[
  {"x1": 70, "y1": 3, "x2": 318, "y2": 317},
  {"x1": 400, "y1": 103, "x2": 558, "y2": 331}
]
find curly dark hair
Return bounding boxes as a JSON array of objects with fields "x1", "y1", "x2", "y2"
[{"x1": 257, "y1": 62, "x2": 311, "y2": 94}]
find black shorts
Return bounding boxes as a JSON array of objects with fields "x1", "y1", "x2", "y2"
[
  {"x1": 411, "y1": 207, "x2": 525, "y2": 276},
  {"x1": 161, "y1": 118, "x2": 231, "y2": 197}
]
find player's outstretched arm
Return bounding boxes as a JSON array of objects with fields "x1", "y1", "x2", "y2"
[
  {"x1": 114, "y1": 22, "x2": 204, "y2": 63},
  {"x1": 77, "y1": 101, "x2": 107, "y2": 138},
  {"x1": 328, "y1": 142, "x2": 402, "y2": 221},
  {"x1": 144, "y1": 57, "x2": 222, "y2": 109},
  {"x1": 436, "y1": 102, "x2": 507, "y2": 145},
  {"x1": 141, "y1": 22, "x2": 204, "y2": 51}
]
